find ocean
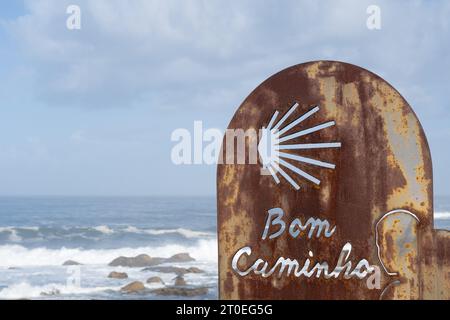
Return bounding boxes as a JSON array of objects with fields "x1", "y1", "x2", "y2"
[
  {"x1": 0, "y1": 196, "x2": 448, "y2": 300},
  {"x1": 0, "y1": 196, "x2": 217, "y2": 300}
]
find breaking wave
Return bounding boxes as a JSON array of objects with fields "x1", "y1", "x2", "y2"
[
  {"x1": 0, "y1": 282, "x2": 121, "y2": 300},
  {"x1": 0, "y1": 225, "x2": 215, "y2": 243},
  {"x1": 435, "y1": 211, "x2": 450, "y2": 220},
  {"x1": 0, "y1": 239, "x2": 217, "y2": 267}
]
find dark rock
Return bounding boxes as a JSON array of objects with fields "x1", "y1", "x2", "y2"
[
  {"x1": 108, "y1": 271, "x2": 128, "y2": 279},
  {"x1": 144, "y1": 266, "x2": 189, "y2": 275},
  {"x1": 62, "y1": 260, "x2": 82, "y2": 266},
  {"x1": 166, "y1": 253, "x2": 195, "y2": 263},
  {"x1": 109, "y1": 254, "x2": 164, "y2": 267},
  {"x1": 110, "y1": 252, "x2": 195, "y2": 268},
  {"x1": 186, "y1": 267, "x2": 204, "y2": 273},
  {"x1": 120, "y1": 281, "x2": 145, "y2": 293},
  {"x1": 142, "y1": 266, "x2": 205, "y2": 275},
  {"x1": 147, "y1": 276, "x2": 164, "y2": 284},
  {"x1": 151, "y1": 287, "x2": 208, "y2": 297},
  {"x1": 174, "y1": 275, "x2": 187, "y2": 286}
]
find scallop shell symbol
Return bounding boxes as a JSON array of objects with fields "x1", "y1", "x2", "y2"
[{"x1": 257, "y1": 102, "x2": 341, "y2": 190}]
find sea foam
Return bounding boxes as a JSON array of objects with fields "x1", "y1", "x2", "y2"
[
  {"x1": 0, "y1": 225, "x2": 214, "y2": 240},
  {"x1": 435, "y1": 211, "x2": 450, "y2": 220},
  {"x1": 0, "y1": 239, "x2": 217, "y2": 267},
  {"x1": 0, "y1": 281, "x2": 121, "y2": 300}
]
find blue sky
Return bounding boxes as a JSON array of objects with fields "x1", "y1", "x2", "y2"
[{"x1": 0, "y1": 0, "x2": 449, "y2": 196}]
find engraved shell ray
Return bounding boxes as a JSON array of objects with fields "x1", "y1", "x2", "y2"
[{"x1": 257, "y1": 102, "x2": 341, "y2": 190}]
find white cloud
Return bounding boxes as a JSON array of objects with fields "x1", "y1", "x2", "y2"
[
  {"x1": 4, "y1": 0, "x2": 447, "y2": 112},
  {"x1": 1, "y1": 0, "x2": 450, "y2": 196}
]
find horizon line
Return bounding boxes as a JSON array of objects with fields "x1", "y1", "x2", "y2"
[
  {"x1": 0, "y1": 194, "x2": 217, "y2": 198},
  {"x1": 0, "y1": 194, "x2": 449, "y2": 199}
]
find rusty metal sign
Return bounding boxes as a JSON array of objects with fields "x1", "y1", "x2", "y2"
[{"x1": 217, "y1": 61, "x2": 449, "y2": 299}]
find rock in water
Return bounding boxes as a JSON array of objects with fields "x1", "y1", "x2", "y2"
[
  {"x1": 166, "y1": 253, "x2": 195, "y2": 263},
  {"x1": 187, "y1": 267, "x2": 204, "y2": 273},
  {"x1": 109, "y1": 252, "x2": 195, "y2": 267},
  {"x1": 108, "y1": 271, "x2": 128, "y2": 279},
  {"x1": 142, "y1": 266, "x2": 205, "y2": 274},
  {"x1": 147, "y1": 276, "x2": 164, "y2": 284},
  {"x1": 108, "y1": 254, "x2": 164, "y2": 267},
  {"x1": 151, "y1": 287, "x2": 208, "y2": 297},
  {"x1": 62, "y1": 260, "x2": 82, "y2": 266},
  {"x1": 174, "y1": 275, "x2": 187, "y2": 286},
  {"x1": 143, "y1": 266, "x2": 189, "y2": 275},
  {"x1": 120, "y1": 281, "x2": 145, "y2": 293}
]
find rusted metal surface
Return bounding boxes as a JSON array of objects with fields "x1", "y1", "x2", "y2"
[{"x1": 217, "y1": 61, "x2": 449, "y2": 299}]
